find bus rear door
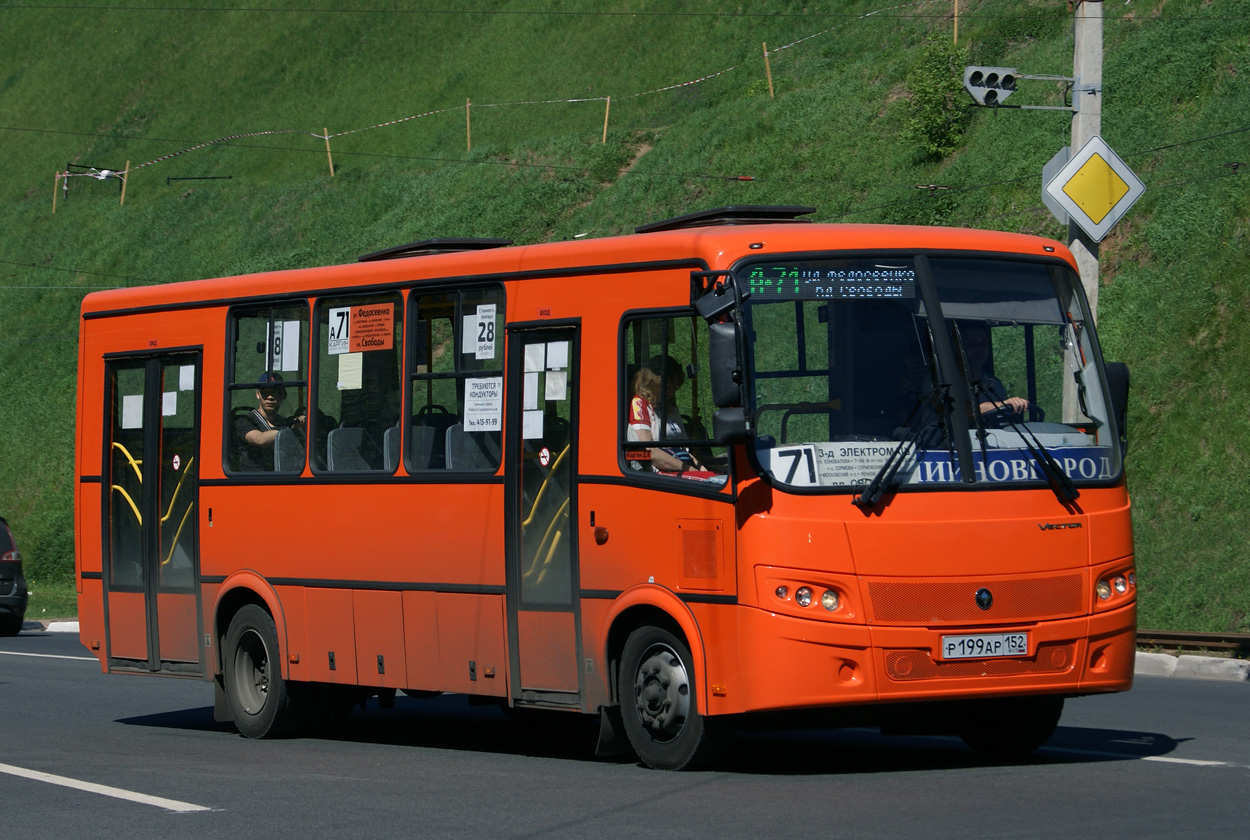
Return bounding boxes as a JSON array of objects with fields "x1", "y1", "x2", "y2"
[{"x1": 102, "y1": 352, "x2": 204, "y2": 675}]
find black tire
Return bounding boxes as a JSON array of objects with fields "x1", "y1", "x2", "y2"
[
  {"x1": 618, "y1": 625, "x2": 727, "y2": 770},
  {"x1": 957, "y1": 695, "x2": 1064, "y2": 757},
  {"x1": 0, "y1": 615, "x2": 22, "y2": 637},
  {"x1": 223, "y1": 604, "x2": 307, "y2": 738}
]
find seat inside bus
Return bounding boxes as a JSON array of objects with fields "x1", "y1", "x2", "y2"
[
  {"x1": 273, "y1": 428, "x2": 305, "y2": 472},
  {"x1": 327, "y1": 426, "x2": 376, "y2": 471},
  {"x1": 445, "y1": 423, "x2": 502, "y2": 470}
]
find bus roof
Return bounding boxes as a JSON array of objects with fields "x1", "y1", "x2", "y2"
[{"x1": 79, "y1": 220, "x2": 1074, "y2": 317}]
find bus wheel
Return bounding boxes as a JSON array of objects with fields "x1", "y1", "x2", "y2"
[
  {"x1": 223, "y1": 605, "x2": 306, "y2": 739},
  {"x1": 619, "y1": 626, "x2": 725, "y2": 770},
  {"x1": 957, "y1": 695, "x2": 1064, "y2": 757}
]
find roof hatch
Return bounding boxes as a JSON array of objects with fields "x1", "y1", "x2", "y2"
[
  {"x1": 635, "y1": 205, "x2": 816, "y2": 234},
  {"x1": 357, "y1": 238, "x2": 514, "y2": 262}
]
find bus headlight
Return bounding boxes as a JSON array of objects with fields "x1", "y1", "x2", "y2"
[
  {"x1": 795, "y1": 586, "x2": 813, "y2": 607},
  {"x1": 775, "y1": 585, "x2": 789, "y2": 600},
  {"x1": 1096, "y1": 580, "x2": 1112, "y2": 600},
  {"x1": 1113, "y1": 576, "x2": 1128, "y2": 594},
  {"x1": 821, "y1": 590, "x2": 839, "y2": 611}
]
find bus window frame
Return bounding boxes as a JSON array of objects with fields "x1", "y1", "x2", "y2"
[
  {"x1": 617, "y1": 306, "x2": 733, "y2": 494},
  {"x1": 309, "y1": 289, "x2": 405, "y2": 476},
  {"x1": 223, "y1": 300, "x2": 312, "y2": 478},
  {"x1": 406, "y1": 282, "x2": 507, "y2": 476}
]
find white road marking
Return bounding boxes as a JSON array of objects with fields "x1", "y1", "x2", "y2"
[
  {"x1": 1044, "y1": 746, "x2": 1230, "y2": 766},
  {"x1": 0, "y1": 762, "x2": 211, "y2": 812},
  {"x1": 0, "y1": 650, "x2": 96, "y2": 662},
  {"x1": 1143, "y1": 756, "x2": 1230, "y2": 767}
]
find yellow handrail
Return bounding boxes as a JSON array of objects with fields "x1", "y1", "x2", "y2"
[
  {"x1": 111, "y1": 441, "x2": 143, "y2": 482},
  {"x1": 532, "y1": 530, "x2": 563, "y2": 587},
  {"x1": 162, "y1": 501, "x2": 195, "y2": 567},
  {"x1": 110, "y1": 485, "x2": 142, "y2": 525},
  {"x1": 160, "y1": 456, "x2": 195, "y2": 525},
  {"x1": 522, "y1": 497, "x2": 570, "y2": 581},
  {"x1": 521, "y1": 444, "x2": 571, "y2": 528}
]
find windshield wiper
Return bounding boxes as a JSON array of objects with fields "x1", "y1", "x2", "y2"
[
  {"x1": 853, "y1": 384, "x2": 947, "y2": 509},
  {"x1": 974, "y1": 382, "x2": 1080, "y2": 507}
]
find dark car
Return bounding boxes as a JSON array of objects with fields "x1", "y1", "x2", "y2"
[{"x1": 0, "y1": 516, "x2": 28, "y2": 636}]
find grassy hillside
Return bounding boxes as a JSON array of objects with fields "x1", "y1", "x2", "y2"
[{"x1": 2, "y1": 0, "x2": 1248, "y2": 630}]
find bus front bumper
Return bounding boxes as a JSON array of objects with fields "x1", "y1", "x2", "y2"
[{"x1": 720, "y1": 602, "x2": 1135, "y2": 716}]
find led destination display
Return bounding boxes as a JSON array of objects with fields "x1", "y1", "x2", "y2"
[{"x1": 745, "y1": 262, "x2": 917, "y2": 300}]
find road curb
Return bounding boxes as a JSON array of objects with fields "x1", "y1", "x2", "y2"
[
  {"x1": 25, "y1": 619, "x2": 79, "y2": 633},
  {"x1": 1135, "y1": 650, "x2": 1249, "y2": 681}
]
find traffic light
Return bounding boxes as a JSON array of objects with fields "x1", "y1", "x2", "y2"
[{"x1": 963, "y1": 66, "x2": 1018, "y2": 107}]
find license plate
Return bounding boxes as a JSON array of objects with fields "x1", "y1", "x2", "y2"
[{"x1": 941, "y1": 632, "x2": 1028, "y2": 660}]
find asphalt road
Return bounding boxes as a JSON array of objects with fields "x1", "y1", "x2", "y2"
[{"x1": 2, "y1": 629, "x2": 1247, "y2": 839}]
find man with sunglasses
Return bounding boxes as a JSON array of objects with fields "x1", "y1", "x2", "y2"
[{"x1": 235, "y1": 372, "x2": 305, "y2": 470}]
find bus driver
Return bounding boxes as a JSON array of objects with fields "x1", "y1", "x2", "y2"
[
  {"x1": 627, "y1": 355, "x2": 710, "y2": 475},
  {"x1": 236, "y1": 372, "x2": 305, "y2": 471}
]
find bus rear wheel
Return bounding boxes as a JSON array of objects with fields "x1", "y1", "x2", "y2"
[
  {"x1": 957, "y1": 695, "x2": 1064, "y2": 757},
  {"x1": 618, "y1": 625, "x2": 726, "y2": 770},
  {"x1": 223, "y1": 604, "x2": 307, "y2": 738}
]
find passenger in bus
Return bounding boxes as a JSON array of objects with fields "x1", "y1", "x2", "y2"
[
  {"x1": 627, "y1": 355, "x2": 714, "y2": 477},
  {"x1": 236, "y1": 373, "x2": 305, "y2": 471},
  {"x1": 959, "y1": 322, "x2": 1029, "y2": 417}
]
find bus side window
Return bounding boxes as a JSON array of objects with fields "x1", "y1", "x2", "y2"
[
  {"x1": 409, "y1": 286, "x2": 505, "y2": 473},
  {"x1": 312, "y1": 292, "x2": 403, "y2": 473},
  {"x1": 226, "y1": 304, "x2": 310, "y2": 475},
  {"x1": 621, "y1": 314, "x2": 728, "y2": 482}
]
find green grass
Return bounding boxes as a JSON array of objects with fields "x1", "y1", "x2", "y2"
[
  {"x1": 2, "y1": 0, "x2": 1249, "y2": 631},
  {"x1": 25, "y1": 582, "x2": 79, "y2": 623}
]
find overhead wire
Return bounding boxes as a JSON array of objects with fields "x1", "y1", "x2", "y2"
[{"x1": 1, "y1": 3, "x2": 1246, "y2": 22}]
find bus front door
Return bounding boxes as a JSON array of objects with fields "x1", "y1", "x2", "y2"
[
  {"x1": 505, "y1": 327, "x2": 583, "y2": 708},
  {"x1": 103, "y1": 353, "x2": 203, "y2": 675}
]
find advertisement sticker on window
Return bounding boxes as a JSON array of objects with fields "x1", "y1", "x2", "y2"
[{"x1": 464, "y1": 376, "x2": 503, "y2": 431}]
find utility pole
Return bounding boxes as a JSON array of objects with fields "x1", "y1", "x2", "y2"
[{"x1": 1070, "y1": 1, "x2": 1103, "y2": 319}]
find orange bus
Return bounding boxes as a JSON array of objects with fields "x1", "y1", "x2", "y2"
[{"x1": 75, "y1": 206, "x2": 1135, "y2": 769}]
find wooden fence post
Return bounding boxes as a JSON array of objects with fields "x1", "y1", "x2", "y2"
[
  {"x1": 466, "y1": 98, "x2": 472, "y2": 152},
  {"x1": 53, "y1": 171, "x2": 60, "y2": 214},
  {"x1": 119, "y1": 161, "x2": 130, "y2": 206},
  {"x1": 602, "y1": 96, "x2": 611, "y2": 144},
  {"x1": 763, "y1": 43, "x2": 775, "y2": 99},
  {"x1": 325, "y1": 128, "x2": 335, "y2": 177}
]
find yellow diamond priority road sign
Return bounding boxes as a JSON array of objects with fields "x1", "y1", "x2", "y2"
[{"x1": 1044, "y1": 136, "x2": 1144, "y2": 242}]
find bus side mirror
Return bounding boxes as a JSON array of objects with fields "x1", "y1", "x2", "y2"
[
  {"x1": 708, "y1": 321, "x2": 742, "y2": 408},
  {"x1": 712, "y1": 408, "x2": 750, "y2": 444},
  {"x1": 1105, "y1": 361, "x2": 1130, "y2": 454}
]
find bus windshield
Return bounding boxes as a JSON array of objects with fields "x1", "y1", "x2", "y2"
[{"x1": 741, "y1": 254, "x2": 1121, "y2": 492}]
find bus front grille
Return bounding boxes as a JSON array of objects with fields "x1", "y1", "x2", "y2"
[{"x1": 865, "y1": 574, "x2": 1084, "y2": 625}]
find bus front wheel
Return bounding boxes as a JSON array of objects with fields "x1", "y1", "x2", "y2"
[
  {"x1": 957, "y1": 695, "x2": 1064, "y2": 757},
  {"x1": 223, "y1": 604, "x2": 307, "y2": 738},
  {"x1": 618, "y1": 625, "x2": 726, "y2": 770}
]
